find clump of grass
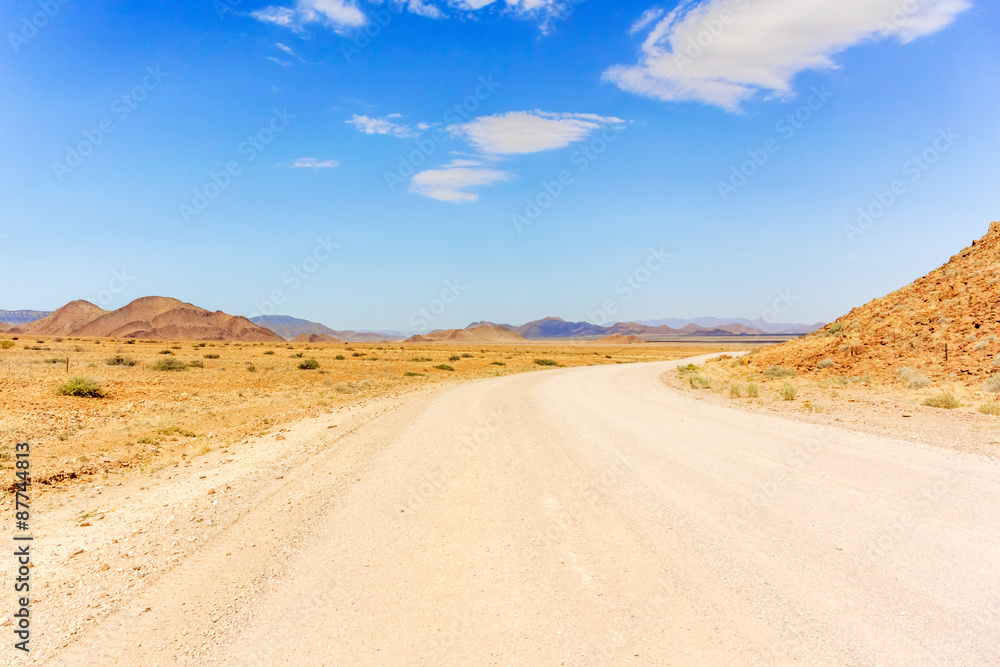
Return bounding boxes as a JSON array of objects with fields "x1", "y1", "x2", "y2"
[
  {"x1": 246, "y1": 363, "x2": 256, "y2": 372},
  {"x1": 152, "y1": 358, "x2": 188, "y2": 371},
  {"x1": 816, "y1": 358, "x2": 835, "y2": 369},
  {"x1": 352, "y1": 352, "x2": 365, "y2": 357},
  {"x1": 56, "y1": 376, "x2": 105, "y2": 398},
  {"x1": 764, "y1": 366, "x2": 797, "y2": 379},
  {"x1": 461, "y1": 353, "x2": 473, "y2": 358},
  {"x1": 983, "y1": 374, "x2": 1000, "y2": 394},
  {"x1": 677, "y1": 363, "x2": 699, "y2": 374},
  {"x1": 729, "y1": 384, "x2": 744, "y2": 398},
  {"x1": 449, "y1": 355, "x2": 461, "y2": 362},
  {"x1": 263, "y1": 350, "x2": 275, "y2": 355},
  {"x1": 106, "y1": 355, "x2": 138, "y2": 366},
  {"x1": 409, "y1": 357, "x2": 431, "y2": 362},
  {"x1": 780, "y1": 383, "x2": 798, "y2": 401},
  {"x1": 158, "y1": 426, "x2": 197, "y2": 437},
  {"x1": 334, "y1": 355, "x2": 345, "y2": 360},
  {"x1": 898, "y1": 367, "x2": 931, "y2": 389},
  {"x1": 827, "y1": 322, "x2": 844, "y2": 335},
  {"x1": 803, "y1": 400, "x2": 823, "y2": 413},
  {"x1": 534, "y1": 359, "x2": 559, "y2": 367},
  {"x1": 334, "y1": 381, "x2": 359, "y2": 394},
  {"x1": 745, "y1": 383, "x2": 760, "y2": 398},
  {"x1": 44, "y1": 357, "x2": 67, "y2": 364},
  {"x1": 159, "y1": 349, "x2": 174, "y2": 355},
  {"x1": 433, "y1": 364, "x2": 455, "y2": 371},
  {"x1": 689, "y1": 375, "x2": 712, "y2": 389},
  {"x1": 0, "y1": 340, "x2": 14, "y2": 349},
  {"x1": 187, "y1": 359, "x2": 204, "y2": 368},
  {"x1": 170, "y1": 345, "x2": 181, "y2": 350},
  {"x1": 923, "y1": 392, "x2": 960, "y2": 409},
  {"x1": 204, "y1": 354, "x2": 220, "y2": 359},
  {"x1": 490, "y1": 361, "x2": 506, "y2": 366},
  {"x1": 978, "y1": 403, "x2": 1000, "y2": 416},
  {"x1": 291, "y1": 352, "x2": 304, "y2": 358},
  {"x1": 298, "y1": 358, "x2": 320, "y2": 370},
  {"x1": 404, "y1": 371, "x2": 424, "y2": 377}
]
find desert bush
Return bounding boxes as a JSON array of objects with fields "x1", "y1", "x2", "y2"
[
  {"x1": 158, "y1": 426, "x2": 197, "y2": 437},
  {"x1": 764, "y1": 366, "x2": 797, "y2": 379},
  {"x1": 461, "y1": 353, "x2": 473, "y2": 358},
  {"x1": 729, "y1": 384, "x2": 744, "y2": 398},
  {"x1": 449, "y1": 355, "x2": 461, "y2": 362},
  {"x1": 433, "y1": 364, "x2": 455, "y2": 371},
  {"x1": 170, "y1": 345, "x2": 181, "y2": 350},
  {"x1": 352, "y1": 352, "x2": 364, "y2": 357},
  {"x1": 974, "y1": 341, "x2": 990, "y2": 351},
  {"x1": 983, "y1": 374, "x2": 1000, "y2": 393},
  {"x1": 298, "y1": 358, "x2": 320, "y2": 370},
  {"x1": 534, "y1": 359, "x2": 559, "y2": 366},
  {"x1": 409, "y1": 357, "x2": 431, "y2": 362},
  {"x1": 828, "y1": 322, "x2": 844, "y2": 335},
  {"x1": 291, "y1": 352, "x2": 304, "y2": 358},
  {"x1": 689, "y1": 375, "x2": 713, "y2": 389},
  {"x1": 159, "y1": 349, "x2": 174, "y2": 355},
  {"x1": 44, "y1": 358, "x2": 66, "y2": 364},
  {"x1": 780, "y1": 383, "x2": 798, "y2": 401},
  {"x1": 978, "y1": 403, "x2": 1000, "y2": 416},
  {"x1": 204, "y1": 354, "x2": 220, "y2": 359},
  {"x1": 106, "y1": 355, "x2": 138, "y2": 367},
  {"x1": 56, "y1": 377, "x2": 105, "y2": 398},
  {"x1": 152, "y1": 358, "x2": 188, "y2": 371},
  {"x1": 263, "y1": 350, "x2": 275, "y2": 355},
  {"x1": 334, "y1": 355, "x2": 346, "y2": 360},
  {"x1": 0, "y1": 340, "x2": 14, "y2": 349},
  {"x1": 677, "y1": 363, "x2": 699, "y2": 374},
  {"x1": 745, "y1": 383, "x2": 760, "y2": 398},
  {"x1": 404, "y1": 372, "x2": 424, "y2": 377},
  {"x1": 246, "y1": 363, "x2": 256, "y2": 372},
  {"x1": 490, "y1": 361, "x2": 506, "y2": 366},
  {"x1": 898, "y1": 367, "x2": 931, "y2": 389},
  {"x1": 334, "y1": 381, "x2": 359, "y2": 394},
  {"x1": 188, "y1": 359, "x2": 204, "y2": 368},
  {"x1": 923, "y1": 392, "x2": 960, "y2": 409},
  {"x1": 816, "y1": 358, "x2": 835, "y2": 369}
]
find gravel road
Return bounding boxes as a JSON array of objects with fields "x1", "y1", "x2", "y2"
[{"x1": 51, "y1": 354, "x2": 1000, "y2": 665}]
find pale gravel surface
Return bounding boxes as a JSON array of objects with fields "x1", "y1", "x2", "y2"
[{"x1": 15, "y1": 353, "x2": 1000, "y2": 665}]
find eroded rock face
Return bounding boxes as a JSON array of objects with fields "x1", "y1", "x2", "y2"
[{"x1": 751, "y1": 222, "x2": 1000, "y2": 385}]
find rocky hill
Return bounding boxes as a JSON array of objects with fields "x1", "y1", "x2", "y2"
[
  {"x1": 750, "y1": 222, "x2": 1000, "y2": 385},
  {"x1": 15, "y1": 300, "x2": 109, "y2": 336},
  {"x1": 405, "y1": 326, "x2": 527, "y2": 344}
]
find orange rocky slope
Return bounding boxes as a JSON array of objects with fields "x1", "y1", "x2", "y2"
[
  {"x1": 404, "y1": 326, "x2": 527, "y2": 344},
  {"x1": 290, "y1": 333, "x2": 343, "y2": 343},
  {"x1": 750, "y1": 222, "x2": 1000, "y2": 385}
]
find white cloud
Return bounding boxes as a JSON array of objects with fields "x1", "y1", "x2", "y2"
[
  {"x1": 252, "y1": 0, "x2": 575, "y2": 34},
  {"x1": 346, "y1": 114, "x2": 418, "y2": 138},
  {"x1": 606, "y1": 0, "x2": 971, "y2": 110},
  {"x1": 409, "y1": 160, "x2": 512, "y2": 202},
  {"x1": 630, "y1": 7, "x2": 663, "y2": 34},
  {"x1": 265, "y1": 56, "x2": 293, "y2": 66},
  {"x1": 452, "y1": 110, "x2": 626, "y2": 155},
  {"x1": 290, "y1": 157, "x2": 340, "y2": 168},
  {"x1": 253, "y1": 0, "x2": 365, "y2": 33},
  {"x1": 275, "y1": 42, "x2": 306, "y2": 62}
]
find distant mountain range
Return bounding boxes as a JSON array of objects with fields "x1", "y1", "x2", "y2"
[
  {"x1": 2, "y1": 303, "x2": 823, "y2": 341},
  {"x1": 248, "y1": 315, "x2": 395, "y2": 342},
  {"x1": 0, "y1": 309, "x2": 51, "y2": 324}
]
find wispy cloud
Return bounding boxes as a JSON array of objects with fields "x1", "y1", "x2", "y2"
[
  {"x1": 251, "y1": 0, "x2": 577, "y2": 34},
  {"x1": 346, "y1": 114, "x2": 418, "y2": 138},
  {"x1": 275, "y1": 42, "x2": 306, "y2": 62},
  {"x1": 409, "y1": 159, "x2": 512, "y2": 202},
  {"x1": 606, "y1": 0, "x2": 971, "y2": 111},
  {"x1": 452, "y1": 110, "x2": 626, "y2": 155},
  {"x1": 253, "y1": 0, "x2": 366, "y2": 34},
  {"x1": 265, "y1": 56, "x2": 293, "y2": 66},
  {"x1": 289, "y1": 157, "x2": 340, "y2": 168}
]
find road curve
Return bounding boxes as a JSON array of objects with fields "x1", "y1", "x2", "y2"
[{"x1": 55, "y1": 355, "x2": 1000, "y2": 665}]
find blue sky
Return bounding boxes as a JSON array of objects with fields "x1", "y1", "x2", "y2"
[{"x1": 1, "y1": 0, "x2": 998, "y2": 331}]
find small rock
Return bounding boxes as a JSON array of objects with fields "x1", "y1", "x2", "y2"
[
  {"x1": 275, "y1": 435, "x2": 286, "y2": 441},
  {"x1": 70, "y1": 549, "x2": 84, "y2": 558}
]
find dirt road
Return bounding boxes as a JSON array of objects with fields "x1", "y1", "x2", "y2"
[{"x1": 48, "y1": 354, "x2": 1000, "y2": 665}]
